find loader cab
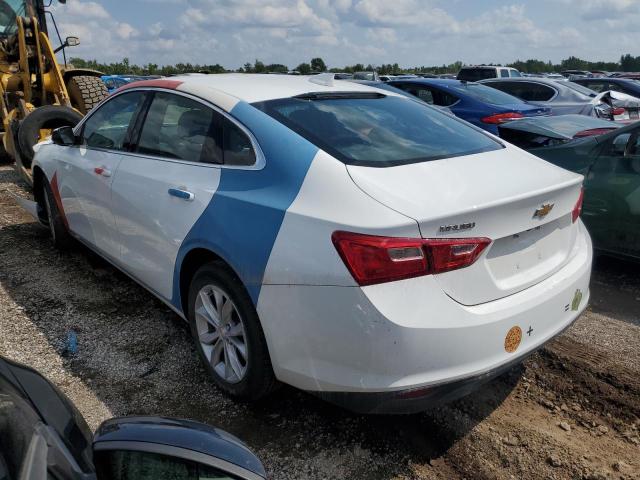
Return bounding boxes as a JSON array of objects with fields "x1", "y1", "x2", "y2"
[{"x1": 0, "y1": 0, "x2": 47, "y2": 37}]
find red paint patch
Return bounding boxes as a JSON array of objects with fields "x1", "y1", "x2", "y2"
[
  {"x1": 116, "y1": 79, "x2": 184, "y2": 92},
  {"x1": 50, "y1": 172, "x2": 69, "y2": 230}
]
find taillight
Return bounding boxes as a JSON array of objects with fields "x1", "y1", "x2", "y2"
[
  {"x1": 481, "y1": 112, "x2": 524, "y2": 124},
  {"x1": 572, "y1": 188, "x2": 584, "y2": 223},
  {"x1": 612, "y1": 107, "x2": 625, "y2": 116},
  {"x1": 573, "y1": 128, "x2": 616, "y2": 138},
  {"x1": 332, "y1": 231, "x2": 491, "y2": 286}
]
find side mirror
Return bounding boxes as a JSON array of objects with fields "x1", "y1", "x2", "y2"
[
  {"x1": 54, "y1": 36, "x2": 80, "y2": 54},
  {"x1": 92, "y1": 417, "x2": 266, "y2": 480},
  {"x1": 65, "y1": 36, "x2": 80, "y2": 47},
  {"x1": 51, "y1": 126, "x2": 77, "y2": 146}
]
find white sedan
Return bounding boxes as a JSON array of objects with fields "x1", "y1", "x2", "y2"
[{"x1": 30, "y1": 74, "x2": 592, "y2": 413}]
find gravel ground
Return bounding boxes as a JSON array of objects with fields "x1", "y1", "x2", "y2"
[{"x1": 0, "y1": 164, "x2": 638, "y2": 479}]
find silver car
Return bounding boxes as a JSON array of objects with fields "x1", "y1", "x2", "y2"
[{"x1": 479, "y1": 77, "x2": 608, "y2": 117}]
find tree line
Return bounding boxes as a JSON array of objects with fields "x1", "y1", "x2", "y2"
[{"x1": 70, "y1": 54, "x2": 640, "y2": 76}]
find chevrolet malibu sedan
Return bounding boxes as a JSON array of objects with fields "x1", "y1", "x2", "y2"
[{"x1": 30, "y1": 74, "x2": 592, "y2": 413}]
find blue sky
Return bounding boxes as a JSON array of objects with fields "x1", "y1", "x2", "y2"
[{"x1": 52, "y1": 0, "x2": 640, "y2": 69}]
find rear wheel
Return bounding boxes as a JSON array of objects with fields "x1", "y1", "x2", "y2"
[
  {"x1": 67, "y1": 75, "x2": 108, "y2": 114},
  {"x1": 188, "y1": 262, "x2": 277, "y2": 400},
  {"x1": 42, "y1": 178, "x2": 73, "y2": 250}
]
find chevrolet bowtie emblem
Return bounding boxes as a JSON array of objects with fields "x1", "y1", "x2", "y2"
[{"x1": 533, "y1": 203, "x2": 554, "y2": 219}]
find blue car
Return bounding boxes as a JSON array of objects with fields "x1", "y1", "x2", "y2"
[
  {"x1": 387, "y1": 78, "x2": 552, "y2": 134},
  {"x1": 101, "y1": 75, "x2": 162, "y2": 94}
]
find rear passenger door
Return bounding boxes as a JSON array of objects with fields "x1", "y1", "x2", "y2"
[{"x1": 110, "y1": 90, "x2": 258, "y2": 301}]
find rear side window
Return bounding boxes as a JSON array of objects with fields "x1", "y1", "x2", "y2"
[
  {"x1": 457, "y1": 68, "x2": 496, "y2": 82},
  {"x1": 394, "y1": 84, "x2": 458, "y2": 107},
  {"x1": 82, "y1": 91, "x2": 145, "y2": 150},
  {"x1": 501, "y1": 82, "x2": 556, "y2": 102},
  {"x1": 253, "y1": 93, "x2": 502, "y2": 167},
  {"x1": 222, "y1": 119, "x2": 256, "y2": 166},
  {"x1": 500, "y1": 69, "x2": 510, "y2": 78}
]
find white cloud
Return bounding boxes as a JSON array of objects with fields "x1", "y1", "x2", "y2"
[{"x1": 50, "y1": 0, "x2": 637, "y2": 70}]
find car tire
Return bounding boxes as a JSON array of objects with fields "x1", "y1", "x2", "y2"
[
  {"x1": 42, "y1": 178, "x2": 74, "y2": 250},
  {"x1": 188, "y1": 262, "x2": 277, "y2": 400},
  {"x1": 17, "y1": 105, "x2": 83, "y2": 168},
  {"x1": 67, "y1": 75, "x2": 109, "y2": 114}
]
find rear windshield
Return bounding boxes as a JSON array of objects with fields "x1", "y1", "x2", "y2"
[
  {"x1": 448, "y1": 82, "x2": 524, "y2": 105},
  {"x1": 253, "y1": 93, "x2": 502, "y2": 167},
  {"x1": 457, "y1": 68, "x2": 496, "y2": 82},
  {"x1": 564, "y1": 81, "x2": 597, "y2": 97}
]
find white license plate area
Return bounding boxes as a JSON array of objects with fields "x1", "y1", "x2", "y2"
[{"x1": 486, "y1": 217, "x2": 572, "y2": 290}]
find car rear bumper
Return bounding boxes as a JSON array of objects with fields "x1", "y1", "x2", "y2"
[
  {"x1": 310, "y1": 334, "x2": 557, "y2": 414},
  {"x1": 256, "y1": 222, "x2": 592, "y2": 412}
]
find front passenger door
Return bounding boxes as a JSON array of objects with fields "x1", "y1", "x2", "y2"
[{"x1": 56, "y1": 91, "x2": 146, "y2": 259}]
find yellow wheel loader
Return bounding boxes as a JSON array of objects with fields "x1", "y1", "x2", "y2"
[{"x1": 0, "y1": 0, "x2": 108, "y2": 185}]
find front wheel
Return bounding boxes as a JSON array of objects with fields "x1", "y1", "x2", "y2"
[{"x1": 188, "y1": 262, "x2": 277, "y2": 400}]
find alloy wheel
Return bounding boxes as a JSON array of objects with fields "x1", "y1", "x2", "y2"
[{"x1": 195, "y1": 284, "x2": 249, "y2": 383}]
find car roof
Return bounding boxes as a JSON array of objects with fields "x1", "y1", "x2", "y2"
[
  {"x1": 120, "y1": 74, "x2": 403, "y2": 111},
  {"x1": 388, "y1": 78, "x2": 467, "y2": 87},
  {"x1": 459, "y1": 65, "x2": 516, "y2": 69},
  {"x1": 480, "y1": 77, "x2": 559, "y2": 85}
]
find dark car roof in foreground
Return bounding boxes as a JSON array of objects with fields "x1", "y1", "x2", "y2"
[{"x1": 94, "y1": 416, "x2": 266, "y2": 477}]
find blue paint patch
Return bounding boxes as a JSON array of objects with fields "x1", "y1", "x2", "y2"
[{"x1": 171, "y1": 101, "x2": 319, "y2": 310}]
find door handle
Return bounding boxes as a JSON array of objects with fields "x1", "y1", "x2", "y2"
[
  {"x1": 168, "y1": 188, "x2": 195, "y2": 201},
  {"x1": 94, "y1": 166, "x2": 112, "y2": 177}
]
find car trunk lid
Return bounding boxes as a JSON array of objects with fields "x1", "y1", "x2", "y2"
[{"x1": 347, "y1": 145, "x2": 583, "y2": 305}]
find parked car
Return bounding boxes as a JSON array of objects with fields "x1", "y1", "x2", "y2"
[
  {"x1": 352, "y1": 71, "x2": 379, "y2": 80},
  {"x1": 101, "y1": 75, "x2": 162, "y2": 94},
  {"x1": 561, "y1": 70, "x2": 591, "y2": 78},
  {"x1": 387, "y1": 78, "x2": 551, "y2": 134},
  {"x1": 349, "y1": 79, "x2": 453, "y2": 114},
  {"x1": 478, "y1": 77, "x2": 615, "y2": 118},
  {"x1": 498, "y1": 115, "x2": 639, "y2": 260},
  {"x1": 101, "y1": 75, "x2": 132, "y2": 93},
  {"x1": 571, "y1": 77, "x2": 640, "y2": 101},
  {"x1": 618, "y1": 73, "x2": 640, "y2": 80},
  {"x1": 29, "y1": 74, "x2": 590, "y2": 414},
  {"x1": 457, "y1": 65, "x2": 522, "y2": 81},
  {"x1": 0, "y1": 355, "x2": 267, "y2": 480}
]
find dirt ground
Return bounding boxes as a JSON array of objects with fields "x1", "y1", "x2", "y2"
[{"x1": 0, "y1": 164, "x2": 638, "y2": 480}]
